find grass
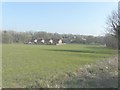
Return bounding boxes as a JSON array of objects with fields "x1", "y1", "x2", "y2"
[{"x1": 2, "y1": 44, "x2": 117, "y2": 88}]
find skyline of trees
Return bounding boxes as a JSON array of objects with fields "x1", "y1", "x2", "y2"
[{"x1": 1, "y1": 30, "x2": 105, "y2": 45}]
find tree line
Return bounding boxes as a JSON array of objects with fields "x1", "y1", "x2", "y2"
[
  {"x1": 1, "y1": 30, "x2": 106, "y2": 45},
  {"x1": 0, "y1": 28, "x2": 118, "y2": 49}
]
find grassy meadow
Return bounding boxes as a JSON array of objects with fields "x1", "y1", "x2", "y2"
[{"x1": 2, "y1": 44, "x2": 117, "y2": 87}]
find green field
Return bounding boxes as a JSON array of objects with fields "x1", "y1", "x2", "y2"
[{"x1": 2, "y1": 44, "x2": 117, "y2": 88}]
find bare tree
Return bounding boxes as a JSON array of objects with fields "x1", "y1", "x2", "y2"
[
  {"x1": 106, "y1": 11, "x2": 119, "y2": 37},
  {"x1": 106, "y1": 6, "x2": 120, "y2": 49}
]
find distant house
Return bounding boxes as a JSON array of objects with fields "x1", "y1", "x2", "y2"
[
  {"x1": 58, "y1": 39, "x2": 62, "y2": 44},
  {"x1": 24, "y1": 38, "x2": 63, "y2": 45},
  {"x1": 44, "y1": 38, "x2": 63, "y2": 45},
  {"x1": 56, "y1": 39, "x2": 63, "y2": 45},
  {"x1": 34, "y1": 39, "x2": 37, "y2": 44},
  {"x1": 52, "y1": 39, "x2": 63, "y2": 45},
  {"x1": 41, "y1": 39, "x2": 45, "y2": 43},
  {"x1": 49, "y1": 39, "x2": 53, "y2": 44},
  {"x1": 37, "y1": 38, "x2": 45, "y2": 44},
  {"x1": 28, "y1": 41, "x2": 32, "y2": 44},
  {"x1": 24, "y1": 41, "x2": 32, "y2": 44}
]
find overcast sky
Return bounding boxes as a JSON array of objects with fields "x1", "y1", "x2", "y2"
[{"x1": 1, "y1": 2, "x2": 117, "y2": 36}]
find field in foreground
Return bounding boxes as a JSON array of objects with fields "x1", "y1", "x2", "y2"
[{"x1": 2, "y1": 44, "x2": 117, "y2": 88}]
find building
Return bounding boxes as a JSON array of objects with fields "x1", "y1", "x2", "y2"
[
  {"x1": 24, "y1": 38, "x2": 63, "y2": 45},
  {"x1": 34, "y1": 39, "x2": 37, "y2": 44},
  {"x1": 49, "y1": 39, "x2": 53, "y2": 44}
]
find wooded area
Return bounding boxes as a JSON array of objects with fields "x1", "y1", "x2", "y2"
[{"x1": 0, "y1": 30, "x2": 118, "y2": 49}]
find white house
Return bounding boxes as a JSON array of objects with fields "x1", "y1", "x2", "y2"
[
  {"x1": 41, "y1": 39, "x2": 45, "y2": 43},
  {"x1": 49, "y1": 39, "x2": 53, "y2": 44},
  {"x1": 28, "y1": 41, "x2": 32, "y2": 44},
  {"x1": 58, "y1": 39, "x2": 62, "y2": 44},
  {"x1": 34, "y1": 39, "x2": 37, "y2": 44},
  {"x1": 56, "y1": 39, "x2": 63, "y2": 45}
]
